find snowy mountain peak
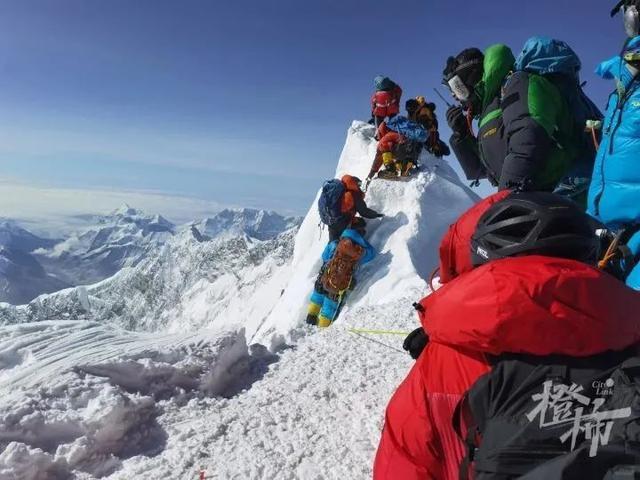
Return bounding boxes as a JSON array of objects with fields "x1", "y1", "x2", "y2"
[
  {"x1": 110, "y1": 203, "x2": 139, "y2": 217},
  {"x1": 195, "y1": 208, "x2": 301, "y2": 241},
  {"x1": 104, "y1": 204, "x2": 173, "y2": 230}
]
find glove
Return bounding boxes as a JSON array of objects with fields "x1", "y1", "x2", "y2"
[
  {"x1": 376, "y1": 212, "x2": 384, "y2": 218},
  {"x1": 446, "y1": 106, "x2": 468, "y2": 136},
  {"x1": 403, "y1": 327, "x2": 429, "y2": 360}
]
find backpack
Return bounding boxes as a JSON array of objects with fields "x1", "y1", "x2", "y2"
[
  {"x1": 385, "y1": 116, "x2": 428, "y2": 143},
  {"x1": 318, "y1": 179, "x2": 346, "y2": 226},
  {"x1": 393, "y1": 140, "x2": 423, "y2": 166},
  {"x1": 456, "y1": 350, "x2": 640, "y2": 480},
  {"x1": 373, "y1": 91, "x2": 395, "y2": 117},
  {"x1": 321, "y1": 237, "x2": 364, "y2": 295},
  {"x1": 514, "y1": 36, "x2": 604, "y2": 177}
]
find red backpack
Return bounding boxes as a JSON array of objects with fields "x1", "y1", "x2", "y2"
[{"x1": 372, "y1": 91, "x2": 394, "y2": 117}]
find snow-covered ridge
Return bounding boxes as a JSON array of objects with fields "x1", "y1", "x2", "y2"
[
  {"x1": 251, "y1": 121, "x2": 479, "y2": 347},
  {"x1": 0, "y1": 226, "x2": 298, "y2": 335},
  {"x1": 0, "y1": 120, "x2": 479, "y2": 479}
]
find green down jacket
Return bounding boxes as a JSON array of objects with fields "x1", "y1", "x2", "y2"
[{"x1": 450, "y1": 44, "x2": 578, "y2": 191}]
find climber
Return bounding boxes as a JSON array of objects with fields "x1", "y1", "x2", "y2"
[
  {"x1": 374, "y1": 191, "x2": 640, "y2": 480},
  {"x1": 368, "y1": 123, "x2": 412, "y2": 180},
  {"x1": 587, "y1": 3, "x2": 640, "y2": 290},
  {"x1": 317, "y1": 174, "x2": 383, "y2": 242},
  {"x1": 367, "y1": 115, "x2": 428, "y2": 181},
  {"x1": 370, "y1": 76, "x2": 403, "y2": 130},
  {"x1": 306, "y1": 217, "x2": 376, "y2": 328},
  {"x1": 443, "y1": 39, "x2": 600, "y2": 197},
  {"x1": 406, "y1": 97, "x2": 450, "y2": 158}
]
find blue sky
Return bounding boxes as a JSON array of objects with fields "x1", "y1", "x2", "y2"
[{"x1": 0, "y1": 0, "x2": 626, "y2": 222}]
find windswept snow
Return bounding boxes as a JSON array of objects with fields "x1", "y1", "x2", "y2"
[
  {"x1": 0, "y1": 321, "x2": 275, "y2": 479},
  {"x1": 0, "y1": 120, "x2": 479, "y2": 479}
]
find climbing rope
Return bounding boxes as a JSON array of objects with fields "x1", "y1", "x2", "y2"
[
  {"x1": 348, "y1": 328, "x2": 410, "y2": 336},
  {"x1": 347, "y1": 329, "x2": 407, "y2": 355}
]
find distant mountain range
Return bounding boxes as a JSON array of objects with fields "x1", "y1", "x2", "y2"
[{"x1": 0, "y1": 206, "x2": 301, "y2": 305}]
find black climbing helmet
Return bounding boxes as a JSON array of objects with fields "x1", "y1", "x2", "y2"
[{"x1": 470, "y1": 191, "x2": 601, "y2": 266}]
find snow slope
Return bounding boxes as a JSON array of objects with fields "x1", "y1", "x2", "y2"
[
  {"x1": 0, "y1": 120, "x2": 479, "y2": 480},
  {"x1": 0, "y1": 321, "x2": 273, "y2": 479},
  {"x1": 252, "y1": 121, "x2": 479, "y2": 347}
]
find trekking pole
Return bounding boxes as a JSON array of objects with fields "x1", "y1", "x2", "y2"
[{"x1": 433, "y1": 87, "x2": 453, "y2": 108}]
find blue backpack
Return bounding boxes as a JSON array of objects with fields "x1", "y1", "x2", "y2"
[
  {"x1": 385, "y1": 116, "x2": 428, "y2": 143},
  {"x1": 515, "y1": 36, "x2": 603, "y2": 177},
  {"x1": 318, "y1": 179, "x2": 346, "y2": 226}
]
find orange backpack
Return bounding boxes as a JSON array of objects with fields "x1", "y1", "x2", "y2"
[{"x1": 322, "y1": 238, "x2": 364, "y2": 295}]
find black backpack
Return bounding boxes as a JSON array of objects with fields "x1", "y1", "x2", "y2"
[{"x1": 455, "y1": 350, "x2": 640, "y2": 480}]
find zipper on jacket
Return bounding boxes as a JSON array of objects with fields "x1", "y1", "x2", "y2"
[{"x1": 594, "y1": 83, "x2": 639, "y2": 216}]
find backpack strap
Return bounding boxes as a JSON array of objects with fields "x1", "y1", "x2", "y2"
[
  {"x1": 458, "y1": 424, "x2": 478, "y2": 480},
  {"x1": 453, "y1": 394, "x2": 478, "y2": 480}
]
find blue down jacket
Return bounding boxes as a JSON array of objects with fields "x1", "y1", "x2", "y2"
[{"x1": 587, "y1": 36, "x2": 640, "y2": 289}]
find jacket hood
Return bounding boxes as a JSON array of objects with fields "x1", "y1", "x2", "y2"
[
  {"x1": 478, "y1": 44, "x2": 515, "y2": 109},
  {"x1": 341, "y1": 175, "x2": 362, "y2": 193},
  {"x1": 597, "y1": 36, "x2": 640, "y2": 85},
  {"x1": 421, "y1": 256, "x2": 640, "y2": 357},
  {"x1": 438, "y1": 190, "x2": 511, "y2": 283}
]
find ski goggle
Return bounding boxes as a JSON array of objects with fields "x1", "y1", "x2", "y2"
[
  {"x1": 446, "y1": 75, "x2": 471, "y2": 102},
  {"x1": 623, "y1": 49, "x2": 640, "y2": 63}
]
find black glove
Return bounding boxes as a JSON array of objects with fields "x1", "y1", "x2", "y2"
[
  {"x1": 403, "y1": 327, "x2": 429, "y2": 360},
  {"x1": 446, "y1": 106, "x2": 468, "y2": 136},
  {"x1": 376, "y1": 212, "x2": 384, "y2": 218}
]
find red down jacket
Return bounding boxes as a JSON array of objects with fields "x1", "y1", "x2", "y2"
[
  {"x1": 372, "y1": 86, "x2": 402, "y2": 117},
  {"x1": 373, "y1": 192, "x2": 640, "y2": 480}
]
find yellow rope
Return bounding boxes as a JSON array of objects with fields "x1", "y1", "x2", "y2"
[{"x1": 348, "y1": 328, "x2": 410, "y2": 336}]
